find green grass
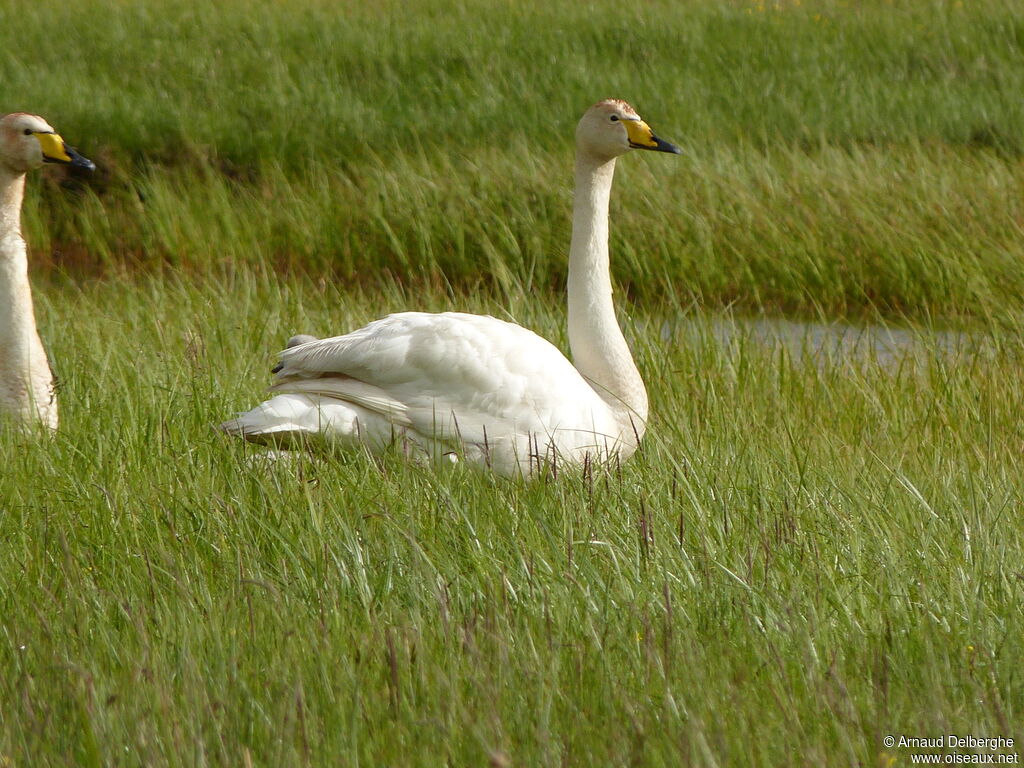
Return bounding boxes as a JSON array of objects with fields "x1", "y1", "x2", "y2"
[
  {"x1": 1, "y1": 275, "x2": 1022, "y2": 765},
  {"x1": 4, "y1": 0, "x2": 1024, "y2": 315},
  {"x1": 1, "y1": 0, "x2": 1023, "y2": 764}
]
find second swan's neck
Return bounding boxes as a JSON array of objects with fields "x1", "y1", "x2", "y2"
[
  {"x1": 567, "y1": 152, "x2": 648, "y2": 434},
  {"x1": 0, "y1": 163, "x2": 58, "y2": 430},
  {"x1": 0, "y1": 165, "x2": 31, "y2": 325},
  {"x1": 0, "y1": 165, "x2": 25, "y2": 245}
]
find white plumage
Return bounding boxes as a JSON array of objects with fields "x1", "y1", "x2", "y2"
[
  {"x1": 221, "y1": 100, "x2": 679, "y2": 475},
  {"x1": 228, "y1": 312, "x2": 628, "y2": 474},
  {"x1": 0, "y1": 113, "x2": 94, "y2": 431}
]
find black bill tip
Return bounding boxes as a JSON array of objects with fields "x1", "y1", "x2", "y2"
[
  {"x1": 647, "y1": 135, "x2": 679, "y2": 154},
  {"x1": 66, "y1": 146, "x2": 96, "y2": 171},
  {"x1": 633, "y1": 134, "x2": 682, "y2": 154},
  {"x1": 43, "y1": 144, "x2": 96, "y2": 171}
]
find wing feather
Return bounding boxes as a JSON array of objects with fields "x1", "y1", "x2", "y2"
[
  {"x1": 269, "y1": 377, "x2": 414, "y2": 428},
  {"x1": 270, "y1": 312, "x2": 610, "y2": 448}
]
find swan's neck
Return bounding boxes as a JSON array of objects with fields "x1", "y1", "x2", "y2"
[
  {"x1": 567, "y1": 153, "x2": 648, "y2": 436},
  {"x1": 0, "y1": 164, "x2": 56, "y2": 428},
  {"x1": 0, "y1": 166, "x2": 32, "y2": 336},
  {"x1": 0, "y1": 165, "x2": 25, "y2": 243}
]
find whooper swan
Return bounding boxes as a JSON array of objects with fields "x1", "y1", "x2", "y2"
[
  {"x1": 221, "y1": 100, "x2": 679, "y2": 475},
  {"x1": 0, "y1": 113, "x2": 94, "y2": 430}
]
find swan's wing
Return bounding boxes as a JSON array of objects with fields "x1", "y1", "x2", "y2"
[
  {"x1": 270, "y1": 376, "x2": 414, "y2": 428},
  {"x1": 271, "y1": 312, "x2": 605, "y2": 446}
]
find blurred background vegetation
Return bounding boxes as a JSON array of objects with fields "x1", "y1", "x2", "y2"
[{"x1": 4, "y1": 0, "x2": 1024, "y2": 317}]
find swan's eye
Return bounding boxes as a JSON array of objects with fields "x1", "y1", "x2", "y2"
[
  {"x1": 610, "y1": 115, "x2": 619, "y2": 122},
  {"x1": 23, "y1": 129, "x2": 32, "y2": 136}
]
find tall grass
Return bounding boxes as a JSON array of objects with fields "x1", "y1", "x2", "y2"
[
  {"x1": 3, "y1": 0, "x2": 1024, "y2": 315},
  {"x1": 0, "y1": 275, "x2": 1021, "y2": 765}
]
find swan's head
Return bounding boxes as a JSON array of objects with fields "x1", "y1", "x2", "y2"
[
  {"x1": 576, "y1": 99, "x2": 681, "y2": 162},
  {"x1": 0, "y1": 113, "x2": 95, "y2": 174}
]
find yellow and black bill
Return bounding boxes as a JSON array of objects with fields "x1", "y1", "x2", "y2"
[
  {"x1": 35, "y1": 131, "x2": 96, "y2": 171},
  {"x1": 624, "y1": 119, "x2": 682, "y2": 154}
]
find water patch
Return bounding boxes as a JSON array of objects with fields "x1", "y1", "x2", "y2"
[{"x1": 667, "y1": 316, "x2": 979, "y2": 367}]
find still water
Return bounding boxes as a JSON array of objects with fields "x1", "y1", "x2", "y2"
[{"x1": 666, "y1": 316, "x2": 979, "y2": 367}]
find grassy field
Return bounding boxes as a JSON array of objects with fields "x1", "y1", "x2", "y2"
[
  {"x1": 2, "y1": 277, "x2": 1022, "y2": 766},
  {"x1": 1, "y1": 0, "x2": 1023, "y2": 765},
  {"x1": 4, "y1": 0, "x2": 1024, "y2": 315}
]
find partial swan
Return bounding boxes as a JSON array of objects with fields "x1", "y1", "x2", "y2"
[
  {"x1": 0, "y1": 113, "x2": 94, "y2": 430},
  {"x1": 221, "y1": 100, "x2": 679, "y2": 475}
]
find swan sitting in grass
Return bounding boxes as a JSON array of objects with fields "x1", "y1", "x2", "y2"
[
  {"x1": 0, "y1": 113, "x2": 94, "y2": 430},
  {"x1": 221, "y1": 100, "x2": 679, "y2": 475}
]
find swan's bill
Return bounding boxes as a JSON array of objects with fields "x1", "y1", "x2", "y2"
[
  {"x1": 35, "y1": 132, "x2": 96, "y2": 170},
  {"x1": 624, "y1": 119, "x2": 681, "y2": 154}
]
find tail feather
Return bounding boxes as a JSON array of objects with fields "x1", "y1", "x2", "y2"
[
  {"x1": 218, "y1": 393, "x2": 330, "y2": 446},
  {"x1": 219, "y1": 392, "x2": 370, "y2": 451}
]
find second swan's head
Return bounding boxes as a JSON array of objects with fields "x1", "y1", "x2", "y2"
[
  {"x1": 576, "y1": 99, "x2": 681, "y2": 162},
  {"x1": 0, "y1": 113, "x2": 95, "y2": 174}
]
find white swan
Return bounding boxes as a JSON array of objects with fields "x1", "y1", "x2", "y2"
[
  {"x1": 0, "y1": 113, "x2": 94, "y2": 430},
  {"x1": 221, "y1": 100, "x2": 679, "y2": 475}
]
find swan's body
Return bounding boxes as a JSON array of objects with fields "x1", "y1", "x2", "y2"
[
  {"x1": 222, "y1": 100, "x2": 679, "y2": 475},
  {"x1": 0, "y1": 113, "x2": 93, "y2": 430}
]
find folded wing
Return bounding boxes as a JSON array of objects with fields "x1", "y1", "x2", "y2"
[{"x1": 271, "y1": 311, "x2": 615, "y2": 451}]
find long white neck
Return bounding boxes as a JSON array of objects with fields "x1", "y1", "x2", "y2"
[
  {"x1": 567, "y1": 152, "x2": 648, "y2": 437},
  {"x1": 0, "y1": 163, "x2": 57, "y2": 429}
]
